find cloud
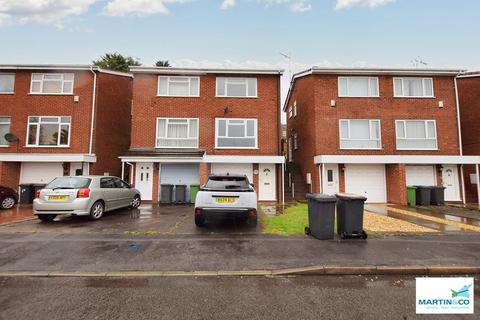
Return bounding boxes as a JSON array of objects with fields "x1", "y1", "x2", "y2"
[
  {"x1": 0, "y1": 0, "x2": 96, "y2": 28},
  {"x1": 220, "y1": 0, "x2": 236, "y2": 10},
  {"x1": 258, "y1": 0, "x2": 312, "y2": 12},
  {"x1": 103, "y1": 0, "x2": 189, "y2": 16},
  {"x1": 290, "y1": 0, "x2": 312, "y2": 12},
  {"x1": 335, "y1": 0, "x2": 395, "y2": 10}
]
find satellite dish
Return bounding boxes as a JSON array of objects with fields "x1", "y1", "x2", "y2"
[{"x1": 4, "y1": 133, "x2": 18, "y2": 142}]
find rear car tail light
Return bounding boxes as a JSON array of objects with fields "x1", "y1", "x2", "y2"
[
  {"x1": 194, "y1": 208, "x2": 202, "y2": 216},
  {"x1": 248, "y1": 209, "x2": 257, "y2": 217},
  {"x1": 35, "y1": 189, "x2": 42, "y2": 199},
  {"x1": 77, "y1": 188, "x2": 91, "y2": 198}
]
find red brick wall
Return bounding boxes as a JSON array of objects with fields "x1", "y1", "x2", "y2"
[
  {"x1": 386, "y1": 164, "x2": 407, "y2": 205},
  {"x1": 90, "y1": 73, "x2": 133, "y2": 176},
  {"x1": 458, "y1": 76, "x2": 480, "y2": 156},
  {"x1": 0, "y1": 162, "x2": 20, "y2": 190},
  {"x1": 130, "y1": 73, "x2": 281, "y2": 155},
  {"x1": 0, "y1": 70, "x2": 94, "y2": 154}
]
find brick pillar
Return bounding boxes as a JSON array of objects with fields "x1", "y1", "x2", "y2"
[
  {"x1": 253, "y1": 163, "x2": 259, "y2": 197},
  {"x1": 152, "y1": 163, "x2": 159, "y2": 203},
  {"x1": 435, "y1": 164, "x2": 443, "y2": 186},
  {"x1": 386, "y1": 163, "x2": 407, "y2": 205},
  {"x1": 199, "y1": 162, "x2": 210, "y2": 186},
  {"x1": 339, "y1": 164, "x2": 346, "y2": 193},
  {"x1": 0, "y1": 162, "x2": 21, "y2": 190}
]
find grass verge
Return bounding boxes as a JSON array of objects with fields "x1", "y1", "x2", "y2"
[{"x1": 260, "y1": 203, "x2": 336, "y2": 236}]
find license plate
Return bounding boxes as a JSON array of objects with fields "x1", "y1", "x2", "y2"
[
  {"x1": 49, "y1": 195, "x2": 68, "y2": 201},
  {"x1": 215, "y1": 197, "x2": 236, "y2": 204}
]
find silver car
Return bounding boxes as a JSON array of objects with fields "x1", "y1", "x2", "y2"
[{"x1": 33, "y1": 176, "x2": 141, "y2": 222}]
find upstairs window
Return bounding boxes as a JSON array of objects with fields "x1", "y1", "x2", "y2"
[
  {"x1": 338, "y1": 77, "x2": 379, "y2": 97},
  {"x1": 396, "y1": 120, "x2": 437, "y2": 150},
  {"x1": 216, "y1": 77, "x2": 257, "y2": 98},
  {"x1": 293, "y1": 101, "x2": 297, "y2": 117},
  {"x1": 293, "y1": 132, "x2": 298, "y2": 150},
  {"x1": 216, "y1": 118, "x2": 257, "y2": 148},
  {"x1": 156, "y1": 118, "x2": 198, "y2": 148},
  {"x1": 0, "y1": 74, "x2": 15, "y2": 93},
  {"x1": 158, "y1": 76, "x2": 199, "y2": 97},
  {"x1": 339, "y1": 119, "x2": 381, "y2": 149},
  {"x1": 27, "y1": 116, "x2": 71, "y2": 147},
  {"x1": 288, "y1": 107, "x2": 293, "y2": 119},
  {"x1": 30, "y1": 73, "x2": 74, "y2": 94},
  {"x1": 394, "y1": 78, "x2": 434, "y2": 97},
  {"x1": 0, "y1": 117, "x2": 11, "y2": 146}
]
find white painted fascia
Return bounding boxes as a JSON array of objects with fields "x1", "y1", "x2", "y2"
[
  {"x1": 0, "y1": 153, "x2": 97, "y2": 163},
  {"x1": 203, "y1": 155, "x2": 285, "y2": 164},
  {"x1": 314, "y1": 155, "x2": 480, "y2": 165},
  {"x1": 0, "y1": 65, "x2": 132, "y2": 78},
  {"x1": 120, "y1": 156, "x2": 203, "y2": 163},
  {"x1": 129, "y1": 66, "x2": 284, "y2": 76}
]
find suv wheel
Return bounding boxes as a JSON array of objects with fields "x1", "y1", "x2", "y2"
[
  {"x1": 89, "y1": 201, "x2": 104, "y2": 220},
  {"x1": 246, "y1": 215, "x2": 258, "y2": 227},
  {"x1": 1, "y1": 196, "x2": 16, "y2": 209},
  {"x1": 195, "y1": 215, "x2": 206, "y2": 227},
  {"x1": 37, "y1": 214, "x2": 57, "y2": 222}
]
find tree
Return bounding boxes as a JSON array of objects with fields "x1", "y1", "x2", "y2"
[
  {"x1": 155, "y1": 60, "x2": 171, "y2": 67},
  {"x1": 92, "y1": 52, "x2": 141, "y2": 73}
]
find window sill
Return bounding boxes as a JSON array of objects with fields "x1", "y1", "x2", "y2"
[
  {"x1": 0, "y1": 92, "x2": 14, "y2": 95},
  {"x1": 337, "y1": 96, "x2": 380, "y2": 98},
  {"x1": 393, "y1": 96, "x2": 436, "y2": 99},
  {"x1": 214, "y1": 147, "x2": 259, "y2": 150},
  {"x1": 215, "y1": 96, "x2": 258, "y2": 99},
  {"x1": 396, "y1": 148, "x2": 439, "y2": 151},
  {"x1": 155, "y1": 146, "x2": 199, "y2": 149},
  {"x1": 25, "y1": 145, "x2": 71, "y2": 148},
  {"x1": 0, "y1": 145, "x2": 10, "y2": 147},
  {"x1": 28, "y1": 93, "x2": 74, "y2": 96},
  {"x1": 339, "y1": 147, "x2": 383, "y2": 150},
  {"x1": 156, "y1": 95, "x2": 200, "y2": 98}
]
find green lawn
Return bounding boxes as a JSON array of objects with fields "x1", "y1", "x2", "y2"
[{"x1": 260, "y1": 203, "x2": 336, "y2": 236}]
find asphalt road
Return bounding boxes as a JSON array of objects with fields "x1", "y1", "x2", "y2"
[{"x1": 1, "y1": 275, "x2": 478, "y2": 320}]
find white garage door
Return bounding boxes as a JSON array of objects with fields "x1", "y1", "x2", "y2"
[
  {"x1": 211, "y1": 163, "x2": 253, "y2": 183},
  {"x1": 345, "y1": 164, "x2": 386, "y2": 203},
  {"x1": 160, "y1": 164, "x2": 200, "y2": 202},
  {"x1": 406, "y1": 165, "x2": 436, "y2": 186},
  {"x1": 20, "y1": 162, "x2": 63, "y2": 184}
]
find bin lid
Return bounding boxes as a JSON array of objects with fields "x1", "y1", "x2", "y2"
[
  {"x1": 413, "y1": 185, "x2": 435, "y2": 189},
  {"x1": 305, "y1": 193, "x2": 338, "y2": 203},
  {"x1": 431, "y1": 186, "x2": 446, "y2": 190},
  {"x1": 335, "y1": 192, "x2": 367, "y2": 201},
  {"x1": 406, "y1": 186, "x2": 418, "y2": 189}
]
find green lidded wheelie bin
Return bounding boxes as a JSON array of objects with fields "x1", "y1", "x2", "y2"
[
  {"x1": 406, "y1": 186, "x2": 417, "y2": 207},
  {"x1": 190, "y1": 184, "x2": 200, "y2": 204},
  {"x1": 304, "y1": 193, "x2": 337, "y2": 240}
]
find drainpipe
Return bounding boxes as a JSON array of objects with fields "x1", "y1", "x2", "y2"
[
  {"x1": 476, "y1": 164, "x2": 480, "y2": 207},
  {"x1": 89, "y1": 66, "x2": 97, "y2": 155},
  {"x1": 454, "y1": 77, "x2": 463, "y2": 156},
  {"x1": 281, "y1": 163, "x2": 285, "y2": 206}
]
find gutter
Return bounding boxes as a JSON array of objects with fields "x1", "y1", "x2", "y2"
[{"x1": 89, "y1": 66, "x2": 97, "y2": 155}]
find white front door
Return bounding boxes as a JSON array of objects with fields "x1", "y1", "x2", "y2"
[
  {"x1": 135, "y1": 162, "x2": 153, "y2": 201},
  {"x1": 259, "y1": 164, "x2": 276, "y2": 201},
  {"x1": 323, "y1": 164, "x2": 339, "y2": 195},
  {"x1": 442, "y1": 165, "x2": 461, "y2": 201}
]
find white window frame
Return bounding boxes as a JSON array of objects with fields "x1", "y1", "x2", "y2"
[
  {"x1": 155, "y1": 118, "x2": 199, "y2": 149},
  {"x1": 216, "y1": 77, "x2": 258, "y2": 98},
  {"x1": 395, "y1": 120, "x2": 438, "y2": 150},
  {"x1": 339, "y1": 119, "x2": 382, "y2": 150},
  {"x1": 293, "y1": 101, "x2": 297, "y2": 117},
  {"x1": 338, "y1": 77, "x2": 379, "y2": 98},
  {"x1": 288, "y1": 107, "x2": 293, "y2": 119},
  {"x1": 293, "y1": 132, "x2": 298, "y2": 150},
  {"x1": 0, "y1": 73, "x2": 15, "y2": 94},
  {"x1": 30, "y1": 73, "x2": 74, "y2": 95},
  {"x1": 26, "y1": 116, "x2": 71, "y2": 147},
  {"x1": 393, "y1": 77, "x2": 434, "y2": 98},
  {"x1": 0, "y1": 116, "x2": 11, "y2": 147},
  {"x1": 215, "y1": 118, "x2": 258, "y2": 149},
  {"x1": 157, "y1": 76, "x2": 200, "y2": 97}
]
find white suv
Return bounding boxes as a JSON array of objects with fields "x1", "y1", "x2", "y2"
[{"x1": 194, "y1": 174, "x2": 258, "y2": 227}]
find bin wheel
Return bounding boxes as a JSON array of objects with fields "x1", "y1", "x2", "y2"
[
  {"x1": 304, "y1": 227, "x2": 311, "y2": 235},
  {"x1": 362, "y1": 231, "x2": 368, "y2": 239},
  {"x1": 340, "y1": 232, "x2": 347, "y2": 240}
]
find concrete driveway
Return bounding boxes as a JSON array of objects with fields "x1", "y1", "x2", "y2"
[{"x1": 0, "y1": 204, "x2": 261, "y2": 235}]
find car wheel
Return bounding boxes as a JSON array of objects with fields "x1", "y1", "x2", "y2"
[
  {"x1": 195, "y1": 215, "x2": 206, "y2": 227},
  {"x1": 246, "y1": 215, "x2": 258, "y2": 227},
  {"x1": 37, "y1": 214, "x2": 57, "y2": 222},
  {"x1": 89, "y1": 201, "x2": 104, "y2": 220},
  {"x1": 130, "y1": 195, "x2": 141, "y2": 209},
  {"x1": 1, "y1": 196, "x2": 16, "y2": 209}
]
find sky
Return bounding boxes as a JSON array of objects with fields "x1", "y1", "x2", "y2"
[{"x1": 1, "y1": 0, "x2": 479, "y2": 106}]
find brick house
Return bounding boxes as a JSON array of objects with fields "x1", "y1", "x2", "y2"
[
  {"x1": 120, "y1": 67, "x2": 285, "y2": 203},
  {"x1": 0, "y1": 64, "x2": 132, "y2": 199},
  {"x1": 284, "y1": 67, "x2": 480, "y2": 205},
  {"x1": 457, "y1": 72, "x2": 480, "y2": 203}
]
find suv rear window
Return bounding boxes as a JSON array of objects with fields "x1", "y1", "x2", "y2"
[
  {"x1": 46, "y1": 177, "x2": 91, "y2": 189},
  {"x1": 204, "y1": 176, "x2": 250, "y2": 190}
]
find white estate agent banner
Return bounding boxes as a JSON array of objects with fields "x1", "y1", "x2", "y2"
[{"x1": 416, "y1": 277, "x2": 474, "y2": 314}]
